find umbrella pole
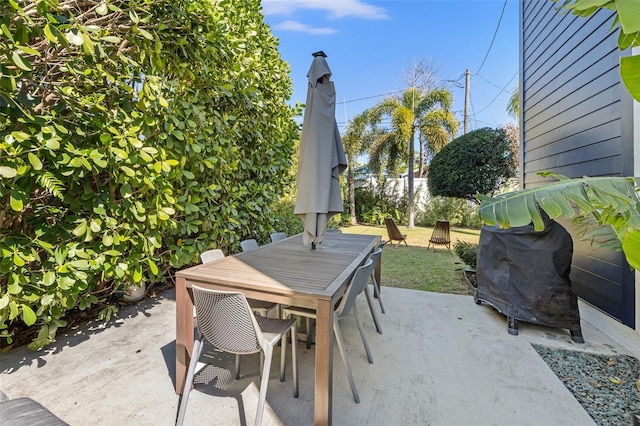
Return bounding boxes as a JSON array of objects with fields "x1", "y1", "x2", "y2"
[{"x1": 311, "y1": 242, "x2": 316, "y2": 250}]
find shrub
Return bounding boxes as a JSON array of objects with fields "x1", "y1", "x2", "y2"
[
  {"x1": 354, "y1": 182, "x2": 406, "y2": 225},
  {"x1": 415, "y1": 196, "x2": 483, "y2": 228},
  {"x1": 428, "y1": 127, "x2": 517, "y2": 201},
  {"x1": 453, "y1": 240, "x2": 478, "y2": 269},
  {"x1": 0, "y1": 0, "x2": 297, "y2": 349},
  {"x1": 271, "y1": 199, "x2": 304, "y2": 241}
]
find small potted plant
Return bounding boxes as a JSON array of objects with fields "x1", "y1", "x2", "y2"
[{"x1": 454, "y1": 240, "x2": 478, "y2": 288}]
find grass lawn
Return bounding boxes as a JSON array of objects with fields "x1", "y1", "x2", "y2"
[{"x1": 340, "y1": 223, "x2": 481, "y2": 296}]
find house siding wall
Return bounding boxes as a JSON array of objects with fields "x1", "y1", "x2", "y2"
[{"x1": 521, "y1": 0, "x2": 636, "y2": 328}]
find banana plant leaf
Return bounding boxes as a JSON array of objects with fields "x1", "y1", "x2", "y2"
[{"x1": 478, "y1": 174, "x2": 640, "y2": 270}]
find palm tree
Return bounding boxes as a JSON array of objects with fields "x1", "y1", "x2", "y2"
[
  {"x1": 342, "y1": 111, "x2": 377, "y2": 225},
  {"x1": 418, "y1": 108, "x2": 458, "y2": 177},
  {"x1": 506, "y1": 85, "x2": 519, "y2": 119},
  {"x1": 368, "y1": 86, "x2": 458, "y2": 228}
]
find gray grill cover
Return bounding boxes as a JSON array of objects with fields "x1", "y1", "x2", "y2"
[{"x1": 476, "y1": 216, "x2": 581, "y2": 333}]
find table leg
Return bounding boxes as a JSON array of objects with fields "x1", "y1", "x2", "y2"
[
  {"x1": 175, "y1": 276, "x2": 194, "y2": 394},
  {"x1": 314, "y1": 299, "x2": 334, "y2": 426}
]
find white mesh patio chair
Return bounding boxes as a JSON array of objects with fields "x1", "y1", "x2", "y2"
[
  {"x1": 176, "y1": 286, "x2": 298, "y2": 426},
  {"x1": 270, "y1": 232, "x2": 287, "y2": 243},
  {"x1": 281, "y1": 259, "x2": 375, "y2": 403},
  {"x1": 200, "y1": 249, "x2": 278, "y2": 378},
  {"x1": 240, "y1": 239, "x2": 259, "y2": 252}
]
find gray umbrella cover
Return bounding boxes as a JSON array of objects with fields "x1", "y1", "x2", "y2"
[{"x1": 294, "y1": 56, "x2": 347, "y2": 245}]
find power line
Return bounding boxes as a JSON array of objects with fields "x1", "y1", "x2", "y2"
[
  {"x1": 336, "y1": 90, "x2": 404, "y2": 106},
  {"x1": 470, "y1": 96, "x2": 478, "y2": 130},
  {"x1": 473, "y1": 70, "x2": 518, "y2": 115},
  {"x1": 474, "y1": 0, "x2": 508, "y2": 75},
  {"x1": 475, "y1": 72, "x2": 513, "y2": 95}
]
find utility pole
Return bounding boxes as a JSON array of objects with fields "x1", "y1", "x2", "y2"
[{"x1": 464, "y1": 69, "x2": 470, "y2": 134}]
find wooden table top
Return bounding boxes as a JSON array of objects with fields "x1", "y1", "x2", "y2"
[{"x1": 175, "y1": 233, "x2": 379, "y2": 302}]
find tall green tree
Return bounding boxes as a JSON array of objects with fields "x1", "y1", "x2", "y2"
[
  {"x1": 417, "y1": 108, "x2": 459, "y2": 177},
  {"x1": 342, "y1": 112, "x2": 367, "y2": 225},
  {"x1": 507, "y1": 85, "x2": 519, "y2": 119},
  {"x1": 368, "y1": 87, "x2": 457, "y2": 228},
  {"x1": 342, "y1": 110, "x2": 381, "y2": 225}
]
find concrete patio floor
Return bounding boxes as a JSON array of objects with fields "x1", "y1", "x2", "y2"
[{"x1": 1, "y1": 286, "x2": 639, "y2": 426}]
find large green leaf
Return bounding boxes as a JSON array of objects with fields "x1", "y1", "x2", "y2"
[
  {"x1": 614, "y1": 0, "x2": 640, "y2": 33},
  {"x1": 621, "y1": 229, "x2": 640, "y2": 270},
  {"x1": 21, "y1": 304, "x2": 37, "y2": 326},
  {"x1": 620, "y1": 55, "x2": 640, "y2": 103},
  {"x1": 480, "y1": 175, "x2": 640, "y2": 268}
]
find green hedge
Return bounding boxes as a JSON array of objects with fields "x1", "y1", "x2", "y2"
[{"x1": 0, "y1": 0, "x2": 298, "y2": 349}]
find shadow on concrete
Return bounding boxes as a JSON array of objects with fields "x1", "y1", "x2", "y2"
[{"x1": 1, "y1": 291, "x2": 164, "y2": 375}]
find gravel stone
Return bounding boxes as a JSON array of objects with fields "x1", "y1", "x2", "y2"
[{"x1": 534, "y1": 344, "x2": 640, "y2": 426}]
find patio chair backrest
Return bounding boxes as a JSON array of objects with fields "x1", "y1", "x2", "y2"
[
  {"x1": 336, "y1": 259, "x2": 375, "y2": 318},
  {"x1": 192, "y1": 286, "x2": 262, "y2": 355},
  {"x1": 270, "y1": 232, "x2": 287, "y2": 243},
  {"x1": 240, "y1": 239, "x2": 259, "y2": 252},
  {"x1": 200, "y1": 249, "x2": 225, "y2": 264},
  {"x1": 368, "y1": 247, "x2": 382, "y2": 264}
]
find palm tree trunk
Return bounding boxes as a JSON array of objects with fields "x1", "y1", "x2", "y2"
[
  {"x1": 348, "y1": 164, "x2": 357, "y2": 225},
  {"x1": 418, "y1": 141, "x2": 424, "y2": 178},
  {"x1": 407, "y1": 129, "x2": 415, "y2": 228}
]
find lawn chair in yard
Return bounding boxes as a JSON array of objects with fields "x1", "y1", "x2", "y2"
[
  {"x1": 384, "y1": 217, "x2": 407, "y2": 248},
  {"x1": 427, "y1": 220, "x2": 452, "y2": 253}
]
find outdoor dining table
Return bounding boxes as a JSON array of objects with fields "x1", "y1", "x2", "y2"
[{"x1": 175, "y1": 232, "x2": 381, "y2": 425}]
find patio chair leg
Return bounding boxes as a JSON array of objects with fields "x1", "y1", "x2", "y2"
[
  {"x1": 363, "y1": 286, "x2": 383, "y2": 334},
  {"x1": 176, "y1": 337, "x2": 204, "y2": 426},
  {"x1": 291, "y1": 326, "x2": 299, "y2": 397},
  {"x1": 371, "y1": 275, "x2": 385, "y2": 314},
  {"x1": 280, "y1": 326, "x2": 288, "y2": 383},
  {"x1": 255, "y1": 346, "x2": 273, "y2": 426},
  {"x1": 333, "y1": 318, "x2": 360, "y2": 404},
  {"x1": 352, "y1": 304, "x2": 374, "y2": 364},
  {"x1": 235, "y1": 354, "x2": 241, "y2": 379}
]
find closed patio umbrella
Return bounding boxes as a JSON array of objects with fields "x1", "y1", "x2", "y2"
[{"x1": 295, "y1": 51, "x2": 347, "y2": 248}]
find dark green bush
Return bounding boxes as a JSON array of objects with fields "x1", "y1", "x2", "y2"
[
  {"x1": 453, "y1": 240, "x2": 478, "y2": 269},
  {"x1": 428, "y1": 127, "x2": 516, "y2": 201},
  {"x1": 0, "y1": 0, "x2": 297, "y2": 349}
]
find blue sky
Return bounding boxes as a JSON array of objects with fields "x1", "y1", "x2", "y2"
[{"x1": 261, "y1": 0, "x2": 520, "y2": 136}]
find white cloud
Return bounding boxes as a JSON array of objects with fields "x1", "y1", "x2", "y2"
[
  {"x1": 262, "y1": 0, "x2": 389, "y2": 20},
  {"x1": 274, "y1": 20, "x2": 338, "y2": 35}
]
